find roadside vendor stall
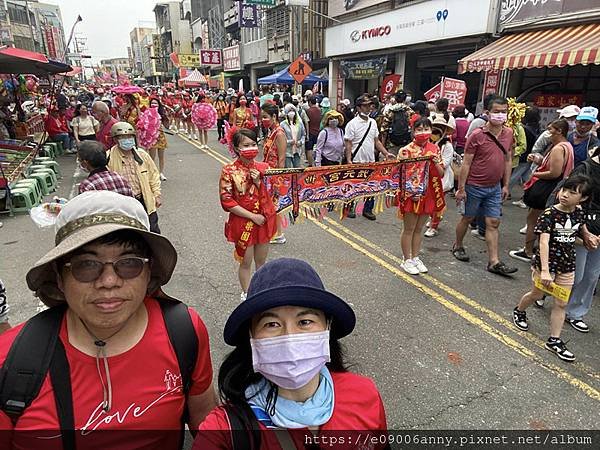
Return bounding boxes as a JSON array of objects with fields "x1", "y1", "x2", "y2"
[{"x1": 0, "y1": 46, "x2": 72, "y2": 215}]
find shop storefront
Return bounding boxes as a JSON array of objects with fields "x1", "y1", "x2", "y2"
[
  {"x1": 324, "y1": 0, "x2": 498, "y2": 107},
  {"x1": 458, "y1": 1, "x2": 600, "y2": 120}
]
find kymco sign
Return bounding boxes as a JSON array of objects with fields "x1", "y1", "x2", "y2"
[{"x1": 351, "y1": 25, "x2": 391, "y2": 43}]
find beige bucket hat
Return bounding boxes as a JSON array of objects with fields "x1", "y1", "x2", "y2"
[{"x1": 26, "y1": 191, "x2": 177, "y2": 307}]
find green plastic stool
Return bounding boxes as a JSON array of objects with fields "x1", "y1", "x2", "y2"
[
  {"x1": 34, "y1": 156, "x2": 52, "y2": 163},
  {"x1": 40, "y1": 145, "x2": 56, "y2": 159},
  {"x1": 32, "y1": 168, "x2": 58, "y2": 190},
  {"x1": 14, "y1": 179, "x2": 44, "y2": 204},
  {"x1": 10, "y1": 187, "x2": 37, "y2": 212},
  {"x1": 38, "y1": 160, "x2": 61, "y2": 177},
  {"x1": 55, "y1": 141, "x2": 64, "y2": 155},
  {"x1": 27, "y1": 172, "x2": 53, "y2": 195},
  {"x1": 43, "y1": 143, "x2": 58, "y2": 158}
]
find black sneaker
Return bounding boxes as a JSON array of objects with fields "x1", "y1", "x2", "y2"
[
  {"x1": 452, "y1": 246, "x2": 470, "y2": 262},
  {"x1": 565, "y1": 318, "x2": 589, "y2": 333},
  {"x1": 509, "y1": 249, "x2": 532, "y2": 263},
  {"x1": 362, "y1": 211, "x2": 376, "y2": 221},
  {"x1": 534, "y1": 296, "x2": 546, "y2": 308},
  {"x1": 545, "y1": 338, "x2": 575, "y2": 362},
  {"x1": 487, "y1": 261, "x2": 518, "y2": 276},
  {"x1": 512, "y1": 307, "x2": 528, "y2": 331}
]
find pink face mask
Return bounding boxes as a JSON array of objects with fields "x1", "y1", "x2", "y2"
[{"x1": 250, "y1": 330, "x2": 331, "y2": 390}]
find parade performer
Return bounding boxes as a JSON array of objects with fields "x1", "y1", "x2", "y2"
[
  {"x1": 232, "y1": 94, "x2": 254, "y2": 129},
  {"x1": 424, "y1": 116, "x2": 456, "y2": 237},
  {"x1": 138, "y1": 97, "x2": 169, "y2": 180},
  {"x1": 120, "y1": 94, "x2": 140, "y2": 128},
  {"x1": 219, "y1": 128, "x2": 276, "y2": 300},
  {"x1": 191, "y1": 93, "x2": 217, "y2": 149},
  {"x1": 261, "y1": 103, "x2": 287, "y2": 244},
  {"x1": 182, "y1": 91, "x2": 197, "y2": 139},
  {"x1": 513, "y1": 175, "x2": 591, "y2": 362},
  {"x1": 214, "y1": 93, "x2": 228, "y2": 140},
  {"x1": 397, "y1": 117, "x2": 445, "y2": 275}
]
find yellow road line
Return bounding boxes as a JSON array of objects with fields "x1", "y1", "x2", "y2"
[
  {"x1": 322, "y1": 217, "x2": 600, "y2": 381},
  {"x1": 179, "y1": 134, "x2": 231, "y2": 165},
  {"x1": 309, "y1": 218, "x2": 600, "y2": 402},
  {"x1": 178, "y1": 134, "x2": 600, "y2": 401}
]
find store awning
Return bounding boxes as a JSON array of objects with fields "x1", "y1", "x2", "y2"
[
  {"x1": 458, "y1": 23, "x2": 600, "y2": 74},
  {"x1": 0, "y1": 46, "x2": 72, "y2": 75}
]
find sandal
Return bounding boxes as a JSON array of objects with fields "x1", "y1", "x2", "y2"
[{"x1": 487, "y1": 261, "x2": 518, "y2": 276}]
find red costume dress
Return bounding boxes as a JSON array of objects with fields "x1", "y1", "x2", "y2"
[
  {"x1": 397, "y1": 141, "x2": 446, "y2": 216},
  {"x1": 220, "y1": 159, "x2": 277, "y2": 261},
  {"x1": 262, "y1": 125, "x2": 285, "y2": 169}
]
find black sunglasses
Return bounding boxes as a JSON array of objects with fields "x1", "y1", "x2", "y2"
[{"x1": 64, "y1": 257, "x2": 150, "y2": 283}]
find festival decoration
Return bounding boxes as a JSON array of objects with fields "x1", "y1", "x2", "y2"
[
  {"x1": 507, "y1": 97, "x2": 527, "y2": 129},
  {"x1": 136, "y1": 107, "x2": 161, "y2": 149},
  {"x1": 264, "y1": 156, "x2": 432, "y2": 221},
  {"x1": 191, "y1": 102, "x2": 217, "y2": 130}
]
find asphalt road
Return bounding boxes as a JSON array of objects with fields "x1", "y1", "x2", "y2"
[{"x1": 1, "y1": 132, "x2": 599, "y2": 431}]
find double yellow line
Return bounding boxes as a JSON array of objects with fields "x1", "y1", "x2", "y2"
[{"x1": 177, "y1": 133, "x2": 600, "y2": 402}]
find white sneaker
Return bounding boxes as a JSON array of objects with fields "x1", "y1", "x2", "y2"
[
  {"x1": 512, "y1": 199, "x2": 527, "y2": 209},
  {"x1": 240, "y1": 292, "x2": 247, "y2": 302},
  {"x1": 519, "y1": 225, "x2": 527, "y2": 235},
  {"x1": 424, "y1": 227, "x2": 438, "y2": 238},
  {"x1": 160, "y1": 173, "x2": 167, "y2": 181},
  {"x1": 270, "y1": 234, "x2": 287, "y2": 244},
  {"x1": 470, "y1": 229, "x2": 486, "y2": 240},
  {"x1": 401, "y1": 258, "x2": 420, "y2": 275},
  {"x1": 413, "y1": 257, "x2": 428, "y2": 273},
  {"x1": 425, "y1": 221, "x2": 431, "y2": 228}
]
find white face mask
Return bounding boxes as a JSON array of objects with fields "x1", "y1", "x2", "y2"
[
  {"x1": 329, "y1": 119, "x2": 339, "y2": 128},
  {"x1": 287, "y1": 112, "x2": 296, "y2": 120},
  {"x1": 118, "y1": 137, "x2": 136, "y2": 151}
]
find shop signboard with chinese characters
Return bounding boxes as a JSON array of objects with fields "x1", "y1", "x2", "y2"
[
  {"x1": 325, "y1": 0, "x2": 494, "y2": 57},
  {"x1": 178, "y1": 54, "x2": 201, "y2": 68},
  {"x1": 336, "y1": 77, "x2": 344, "y2": 103},
  {"x1": 482, "y1": 69, "x2": 500, "y2": 99},
  {"x1": 239, "y1": 3, "x2": 258, "y2": 28},
  {"x1": 329, "y1": 0, "x2": 388, "y2": 18},
  {"x1": 440, "y1": 77, "x2": 467, "y2": 111},
  {"x1": 223, "y1": 45, "x2": 241, "y2": 71},
  {"x1": 340, "y1": 57, "x2": 387, "y2": 79},
  {"x1": 500, "y1": 0, "x2": 600, "y2": 29},
  {"x1": 245, "y1": 0, "x2": 275, "y2": 5},
  {"x1": 200, "y1": 49, "x2": 222, "y2": 66},
  {"x1": 424, "y1": 83, "x2": 441, "y2": 103},
  {"x1": 534, "y1": 93, "x2": 584, "y2": 127},
  {"x1": 380, "y1": 74, "x2": 402, "y2": 101},
  {"x1": 44, "y1": 26, "x2": 57, "y2": 59}
]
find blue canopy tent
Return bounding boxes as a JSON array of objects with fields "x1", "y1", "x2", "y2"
[{"x1": 257, "y1": 66, "x2": 328, "y2": 85}]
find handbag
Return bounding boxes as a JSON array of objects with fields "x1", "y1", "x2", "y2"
[{"x1": 523, "y1": 177, "x2": 561, "y2": 210}]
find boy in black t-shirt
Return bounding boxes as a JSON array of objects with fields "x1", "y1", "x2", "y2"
[{"x1": 512, "y1": 176, "x2": 591, "y2": 362}]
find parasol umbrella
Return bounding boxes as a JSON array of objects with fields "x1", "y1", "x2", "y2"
[{"x1": 111, "y1": 85, "x2": 144, "y2": 94}]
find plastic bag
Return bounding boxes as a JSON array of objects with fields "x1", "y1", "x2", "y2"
[{"x1": 29, "y1": 204, "x2": 60, "y2": 228}]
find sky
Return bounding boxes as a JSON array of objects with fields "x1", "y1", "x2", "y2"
[{"x1": 47, "y1": 0, "x2": 158, "y2": 63}]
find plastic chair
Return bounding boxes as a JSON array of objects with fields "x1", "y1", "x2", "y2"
[
  {"x1": 13, "y1": 179, "x2": 44, "y2": 204},
  {"x1": 37, "y1": 160, "x2": 61, "y2": 177},
  {"x1": 10, "y1": 187, "x2": 38, "y2": 212},
  {"x1": 27, "y1": 172, "x2": 53, "y2": 195},
  {"x1": 32, "y1": 168, "x2": 58, "y2": 189}
]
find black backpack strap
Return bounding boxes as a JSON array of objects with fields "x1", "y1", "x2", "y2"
[
  {"x1": 323, "y1": 128, "x2": 328, "y2": 145},
  {"x1": 224, "y1": 404, "x2": 260, "y2": 450},
  {"x1": 351, "y1": 121, "x2": 372, "y2": 161},
  {"x1": 49, "y1": 339, "x2": 76, "y2": 450},
  {"x1": 0, "y1": 304, "x2": 67, "y2": 423},
  {"x1": 159, "y1": 299, "x2": 198, "y2": 396}
]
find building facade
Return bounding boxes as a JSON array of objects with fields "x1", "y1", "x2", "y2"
[
  {"x1": 130, "y1": 27, "x2": 155, "y2": 78},
  {"x1": 153, "y1": 1, "x2": 193, "y2": 81}
]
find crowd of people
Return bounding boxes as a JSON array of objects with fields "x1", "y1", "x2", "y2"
[{"x1": 0, "y1": 79, "x2": 599, "y2": 446}]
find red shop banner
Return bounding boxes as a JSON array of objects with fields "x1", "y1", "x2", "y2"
[
  {"x1": 483, "y1": 69, "x2": 500, "y2": 98},
  {"x1": 424, "y1": 83, "x2": 441, "y2": 103},
  {"x1": 440, "y1": 77, "x2": 467, "y2": 111},
  {"x1": 200, "y1": 49, "x2": 222, "y2": 66},
  {"x1": 380, "y1": 74, "x2": 402, "y2": 101},
  {"x1": 533, "y1": 94, "x2": 584, "y2": 108}
]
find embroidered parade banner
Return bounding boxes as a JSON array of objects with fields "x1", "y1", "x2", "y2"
[{"x1": 264, "y1": 157, "x2": 432, "y2": 220}]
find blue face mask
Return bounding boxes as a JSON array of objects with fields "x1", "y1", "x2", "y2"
[{"x1": 118, "y1": 137, "x2": 136, "y2": 151}]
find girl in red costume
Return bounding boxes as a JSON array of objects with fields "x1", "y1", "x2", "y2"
[
  {"x1": 219, "y1": 128, "x2": 277, "y2": 300},
  {"x1": 260, "y1": 102, "x2": 288, "y2": 244},
  {"x1": 397, "y1": 117, "x2": 446, "y2": 275}
]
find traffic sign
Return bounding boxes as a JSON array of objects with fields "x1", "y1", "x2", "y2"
[{"x1": 288, "y1": 55, "x2": 312, "y2": 84}]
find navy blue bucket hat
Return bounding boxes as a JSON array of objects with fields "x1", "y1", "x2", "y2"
[{"x1": 224, "y1": 258, "x2": 356, "y2": 346}]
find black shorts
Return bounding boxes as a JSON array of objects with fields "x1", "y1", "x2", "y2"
[{"x1": 306, "y1": 133, "x2": 318, "y2": 151}]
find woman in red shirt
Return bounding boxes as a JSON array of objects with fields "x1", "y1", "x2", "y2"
[
  {"x1": 219, "y1": 128, "x2": 276, "y2": 299},
  {"x1": 194, "y1": 258, "x2": 387, "y2": 450},
  {"x1": 397, "y1": 117, "x2": 445, "y2": 275}
]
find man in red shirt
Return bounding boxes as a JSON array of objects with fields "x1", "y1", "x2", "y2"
[
  {"x1": 452, "y1": 96, "x2": 518, "y2": 276},
  {"x1": 305, "y1": 96, "x2": 322, "y2": 167},
  {"x1": 44, "y1": 107, "x2": 72, "y2": 152},
  {"x1": 0, "y1": 191, "x2": 217, "y2": 449},
  {"x1": 92, "y1": 101, "x2": 118, "y2": 150}
]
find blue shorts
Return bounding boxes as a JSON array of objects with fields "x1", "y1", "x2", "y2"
[{"x1": 464, "y1": 183, "x2": 502, "y2": 219}]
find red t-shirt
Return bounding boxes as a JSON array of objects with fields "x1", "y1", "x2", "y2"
[
  {"x1": 194, "y1": 372, "x2": 387, "y2": 450},
  {"x1": 306, "y1": 106, "x2": 322, "y2": 136},
  {"x1": 465, "y1": 126, "x2": 513, "y2": 187},
  {"x1": 44, "y1": 115, "x2": 67, "y2": 137},
  {"x1": 0, "y1": 298, "x2": 213, "y2": 450},
  {"x1": 97, "y1": 117, "x2": 118, "y2": 150}
]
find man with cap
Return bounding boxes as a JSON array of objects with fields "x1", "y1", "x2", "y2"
[
  {"x1": 379, "y1": 90, "x2": 414, "y2": 157},
  {"x1": 107, "y1": 121, "x2": 162, "y2": 233},
  {"x1": 568, "y1": 106, "x2": 599, "y2": 165},
  {"x1": 344, "y1": 94, "x2": 394, "y2": 220},
  {"x1": 0, "y1": 191, "x2": 216, "y2": 448},
  {"x1": 195, "y1": 258, "x2": 387, "y2": 447}
]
